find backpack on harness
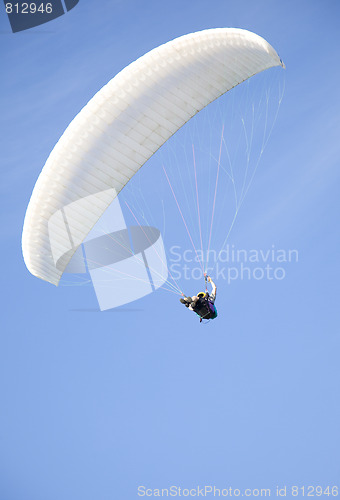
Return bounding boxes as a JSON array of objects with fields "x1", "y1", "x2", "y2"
[{"x1": 193, "y1": 296, "x2": 218, "y2": 320}]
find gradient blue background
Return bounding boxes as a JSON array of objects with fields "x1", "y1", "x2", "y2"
[{"x1": 1, "y1": 1, "x2": 339, "y2": 499}]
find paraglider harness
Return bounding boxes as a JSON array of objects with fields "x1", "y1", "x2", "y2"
[{"x1": 193, "y1": 274, "x2": 218, "y2": 323}]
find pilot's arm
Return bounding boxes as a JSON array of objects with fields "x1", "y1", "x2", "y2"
[{"x1": 208, "y1": 276, "x2": 217, "y2": 300}]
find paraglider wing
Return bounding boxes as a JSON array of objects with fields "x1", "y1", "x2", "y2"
[{"x1": 22, "y1": 28, "x2": 284, "y2": 285}]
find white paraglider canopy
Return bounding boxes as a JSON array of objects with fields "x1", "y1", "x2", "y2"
[{"x1": 22, "y1": 28, "x2": 284, "y2": 285}]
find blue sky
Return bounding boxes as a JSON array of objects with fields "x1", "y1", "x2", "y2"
[{"x1": 1, "y1": 1, "x2": 340, "y2": 499}]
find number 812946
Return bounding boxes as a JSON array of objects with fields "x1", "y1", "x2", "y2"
[
  {"x1": 5, "y1": 3, "x2": 53, "y2": 14},
  {"x1": 291, "y1": 486, "x2": 338, "y2": 497}
]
